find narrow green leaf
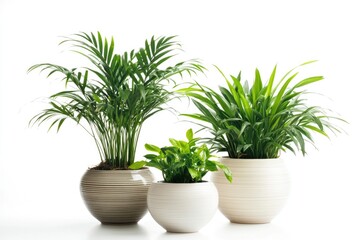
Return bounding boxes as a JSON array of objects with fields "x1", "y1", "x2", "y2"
[
  {"x1": 150, "y1": 36, "x2": 156, "y2": 54},
  {"x1": 145, "y1": 39, "x2": 152, "y2": 58},
  {"x1": 90, "y1": 32, "x2": 97, "y2": 48},
  {"x1": 265, "y1": 65, "x2": 277, "y2": 97},
  {"x1": 271, "y1": 73, "x2": 298, "y2": 114},
  {"x1": 47, "y1": 119, "x2": 59, "y2": 132},
  {"x1": 97, "y1": 32, "x2": 103, "y2": 54},
  {"x1": 251, "y1": 68, "x2": 263, "y2": 104},
  {"x1": 57, "y1": 118, "x2": 65, "y2": 132},
  {"x1": 108, "y1": 37, "x2": 114, "y2": 62},
  {"x1": 304, "y1": 125, "x2": 329, "y2": 137},
  {"x1": 294, "y1": 76, "x2": 324, "y2": 88}
]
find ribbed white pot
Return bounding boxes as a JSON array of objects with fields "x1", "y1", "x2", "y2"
[
  {"x1": 147, "y1": 181, "x2": 218, "y2": 233},
  {"x1": 211, "y1": 157, "x2": 290, "y2": 224}
]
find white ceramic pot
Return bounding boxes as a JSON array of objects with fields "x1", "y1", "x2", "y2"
[
  {"x1": 80, "y1": 168, "x2": 154, "y2": 224},
  {"x1": 211, "y1": 157, "x2": 290, "y2": 224},
  {"x1": 147, "y1": 181, "x2": 218, "y2": 233}
]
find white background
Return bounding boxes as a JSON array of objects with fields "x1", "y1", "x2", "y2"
[{"x1": 1, "y1": 0, "x2": 359, "y2": 239}]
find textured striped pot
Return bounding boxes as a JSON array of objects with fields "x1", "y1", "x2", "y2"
[
  {"x1": 80, "y1": 168, "x2": 154, "y2": 224},
  {"x1": 147, "y1": 181, "x2": 218, "y2": 233},
  {"x1": 211, "y1": 157, "x2": 290, "y2": 224}
]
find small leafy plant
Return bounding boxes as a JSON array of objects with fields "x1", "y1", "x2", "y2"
[
  {"x1": 180, "y1": 61, "x2": 343, "y2": 159},
  {"x1": 29, "y1": 32, "x2": 204, "y2": 169},
  {"x1": 130, "y1": 129, "x2": 232, "y2": 183}
]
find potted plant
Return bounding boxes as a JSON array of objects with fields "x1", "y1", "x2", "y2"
[
  {"x1": 130, "y1": 129, "x2": 232, "y2": 232},
  {"x1": 180, "y1": 61, "x2": 343, "y2": 223},
  {"x1": 28, "y1": 32, "x2": 204, "y2": 224}
]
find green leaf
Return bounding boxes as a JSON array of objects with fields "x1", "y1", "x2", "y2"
[
  {"x1": 186, "y1": 128, "x2": 193, "y2": 141},
  {"x1": 265, "y1": 65, "x2": 277, "y2": 98},
  {"x1": 214, "y1": 161, "x2": 232, "y2": 182},
  {"x1": 251, "y1": 68, "x2": 263, "y2": 104},
  {"x1": 57, "y1": 118, "x2": 66, "y2": 132},
  {"x1": 169, "y1": 138, "x2": 179, "y2": 147},
  {"x1": 97, "y1": 32, "x2": 103, "y2": 54},
  {"x1": 144, "y1": 154, "x2": 158, "y2": 160},
  {"x1": 294, "y1": 76, "x2": 324, "y2": 88},
  {"x1": 188, "y1": 167, "x2": 198, "y2": 179},
  {"x1": 138, "y1": 84, "x2": 146, "y2": 100},
  {"x1": 271, "y1": 72, "x2": 298, "y2": 114},
  {"x1": 92, "y1": 93, "x2": 101, "y2": 103},
  {"x1": 146, "y1": 161, "x2": 162, "y2": 170},
  {"x1": 304, "y1": 125, "x2": 329, "y2": 137},
  {"x1": 129, "y1": 161, "x2": 147, "y2": 170},
  {"x1": 107, "y1": 37, "x2": 114, "y2": 62},
  {"x1": 145, "y1": 144, "x2": 161, "y2": 153},
  {"x1": 205, "y1": 160, "x2": 218, "y2": 171}
]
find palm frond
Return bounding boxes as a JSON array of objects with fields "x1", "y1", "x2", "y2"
[{"x1": 29, "y1": 32, "x2": 204, "y2": 169}]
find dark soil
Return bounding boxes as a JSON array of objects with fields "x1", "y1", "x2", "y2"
[{"x1": 90, "y1": 162, "x2": 125, "y2": 170}]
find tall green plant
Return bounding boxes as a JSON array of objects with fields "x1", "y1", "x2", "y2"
[
  {"x1": 180, "y1": 61, "x2": 343, "y2": 159},
  {"x1": 29, "y1": 32, "x2": 204, "y2": 169}
]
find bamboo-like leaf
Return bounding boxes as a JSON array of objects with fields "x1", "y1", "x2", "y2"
[
  {"x1": 304, "y1": 125, "x2": 329, "y2": 137},
  {"x1": 271, "y1": 73, "x2": 298, "y2": 114},
  {"x1": 185, "y1": 92, "x2": 216, "y2": 109},
  {"x1": 294, "y1": 76, "x2": 324, "y2": 88},
  {"x1": 107, "y1": 37, "x2": 115, "y2": 63},
  {"x1": 251, "y1": 68, "x2": 263, "y2": 104},
  {"x1": 265, "y1": 65, "x2": 277, "y2": 98},
  {"x1": 57, "y1": 118, "x2": 66, "y2": 132},
  {"x1": 98, "y1": 32, "x2": 103, "y2": 54}
]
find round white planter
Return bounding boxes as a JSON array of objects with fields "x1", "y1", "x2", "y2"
[
  {"x1": 211, "y1": 157, "x2": 290, "y2": 224},
  {"x1": 80, "y1": 168, "x2": 154, "y2": 224},
  {"x1": 147, "y1": 181, "x2": 218, "y2": 233}
]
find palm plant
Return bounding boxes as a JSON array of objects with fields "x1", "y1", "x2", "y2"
[
  {"x1": 29, "y1": 32, "x2": 204, "y2": 169},
  {"x1": 180, "y1": 61, "x2": 343, "y2": 159}
]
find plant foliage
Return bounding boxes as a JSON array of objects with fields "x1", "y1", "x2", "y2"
[
  {"x1": 180, "y1": 61, "x2": 343, "y2": 159},
  {"x1": 29, "y1": 32, "x2": 204, "y2": 169},
  {"x1": 130, "y1": 129, "x2": 232, "y2": 183}
]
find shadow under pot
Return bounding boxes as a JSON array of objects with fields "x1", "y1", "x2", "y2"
[
  {"x1": 211, "y1": 157, "x2": 290, "y2": 224},
  {"x1": 80, "y1": 168, "x2": 154, "y2": 224},
  {"x1": 147, "y1": 181, "x2": 218, "y2": 233}
]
